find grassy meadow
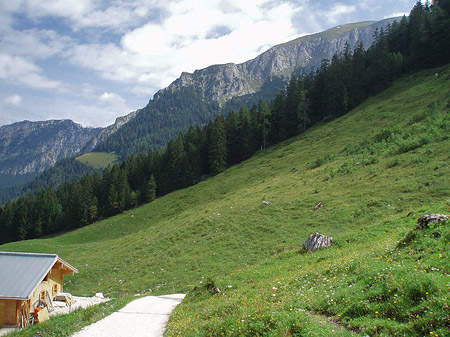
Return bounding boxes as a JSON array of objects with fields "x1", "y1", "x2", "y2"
[
  {"x1": 75, "y1": 152, "x2": 119, "y2": 169},
  {"x1": 2, "y1": 65, "x2": 450, "y2": 336}
]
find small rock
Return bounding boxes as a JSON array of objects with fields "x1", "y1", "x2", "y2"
[
  {"x1": 314, "y1": 201, "x2": 323, "y2": 210},
  {"x1": 303, "y1": 232, "x2": 333, "y2": 252},
  {"x1": 95, "y1": 292, "x2": 104, "y2": 299},
  {"x1": 416, "y1": 213, "x2": 449, "y2": 230}
]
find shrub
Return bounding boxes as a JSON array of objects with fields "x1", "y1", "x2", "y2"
[{"x1": 374, "y1": 126, "x2": 402, "y2": 143}]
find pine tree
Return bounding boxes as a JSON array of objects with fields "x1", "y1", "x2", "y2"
[
  {"x1": 166, "y1": 137, "x2": 189, "y2": 191},
  {"x1": 209, "y1": 115, "x2": 227, "y2": 175},
  {"x1": 431, "y1": 0, "x2": 450, "y2": 65},
  {"x1": 350, "y1": 42, "x2": 367, "y2": 107},
  {"x1": 144, "y1": 174, "x2": 157, "y2": 203},
  {"x1": 0, "y1": 201, "x2": 15, "y2": 243},
  {"x1": 296, "y1": 77, "x2": 310, "y2": 132},
  {"x1": 183, "y1": 128, "x2": 203, "y2": 185},
  {"x1": 226, "y1": 111, "x2": 240, "y2": 165},
  {"x1": 283, "y1": 75, "x2": 300, "y2": 138},
  {"x1": 236, "y1": 107, "x2": 253, "y2": 162}
]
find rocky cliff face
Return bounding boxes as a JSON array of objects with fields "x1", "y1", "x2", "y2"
[
  {"x1": 162, "y1": 18, "x2": 398, "y2": 105},
  {"x1": 82, "y1": 109, "x2": 139, "y2": 153},
  {"x1": 0, "y1": 120, "x2": 101, "y2": 176}
]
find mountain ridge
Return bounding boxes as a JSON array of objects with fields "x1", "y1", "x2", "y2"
[
  {"x1": 0, "y1": 119, "x2": 101, "y2": 176},
  {"x1": 161, "y1": 18, "x2": 398, "y2": 104},
  {"x1": 95, "y1": 17, "x2": 398, "y2": 158}
]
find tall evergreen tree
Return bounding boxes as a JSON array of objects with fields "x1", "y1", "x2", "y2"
[
  {"x1": 236, "y1": 107, "x2": 253, "y2": 162},
  {"x1": 296, "y1": 77, "x2": 310, "y2": 132},
  {"x1": 143, "y1": 174, "x2": 157, "y2": 203},
  {"x1": 431, "y1": 0, "x2": 450, "y2": 65},
  {"x1": 208, "y1": 115, "x2": 227, "y2": 175},
  {"x1": 282, "y1": 75, "x2": 300, "y2": 138}
]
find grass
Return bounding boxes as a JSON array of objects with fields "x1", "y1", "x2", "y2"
[
  {"x1": 1, "y1": 65, "x2": 450, "y2": 336},
  {"x1": 75, "y1": 152, "x2": 118, "y2": 169}
]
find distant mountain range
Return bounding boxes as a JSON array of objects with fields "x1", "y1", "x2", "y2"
[
  {"x1": 0, "y1": 17, "x2": 398, "y2": 198},
  {"x1": 0, "y1": 120, "x2": 99, "y2": 176}
]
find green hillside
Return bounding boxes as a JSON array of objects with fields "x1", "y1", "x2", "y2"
[
  {"x1": 75, "y1": 152, "x2": 119, "y2": 169},
  {"x1": 2, "y1": 65, "x2": 450, "y2": 336}
]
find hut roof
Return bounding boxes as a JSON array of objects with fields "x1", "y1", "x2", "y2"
[{"x1": 0, "y1": 251, "x2": 78, "y2": 300}]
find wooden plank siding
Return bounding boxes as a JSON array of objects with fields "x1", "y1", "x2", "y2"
[
  {"x1": 0, "y1": 299, "x2": 20, "y2": 326},
  {"x1": 29, "y1": 265, "x2": 63, "y2": 309}
]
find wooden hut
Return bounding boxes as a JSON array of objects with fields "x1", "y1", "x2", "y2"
[{"x1": 0, "y1": 251, "x2": 78, "y2": 328}]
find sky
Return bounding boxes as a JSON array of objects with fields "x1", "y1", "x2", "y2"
[{"x1": 0, "y1": 0, "x2": 419, "y2": 128}]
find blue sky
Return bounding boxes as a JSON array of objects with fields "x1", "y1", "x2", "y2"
[{"x1": 0, "y1": 0, "x2": 419, "y2": 128}]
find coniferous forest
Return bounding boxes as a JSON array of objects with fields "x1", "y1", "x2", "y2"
[{"x1": 1, "y1": 1, "x2": 449, "y2": 244}]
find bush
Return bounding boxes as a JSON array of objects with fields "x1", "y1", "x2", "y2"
[
  {"x1": 374, "y1": 126, "x2": 402, "y2": 143},
  {"x1": 188, "y1": 277, "x2": 221, "y2": 299}
]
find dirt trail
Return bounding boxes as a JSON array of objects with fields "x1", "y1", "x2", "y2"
[{"x1": 71, "y1": 294, "x2": 185, "y2": 337}]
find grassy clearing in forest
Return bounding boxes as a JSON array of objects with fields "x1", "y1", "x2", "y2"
[
  {"x1": 75, "y1": 152, "x2": 119, "y2": 169},
  {"x1": 2, "y1": 65, "x2": 450, "y2": 336}
]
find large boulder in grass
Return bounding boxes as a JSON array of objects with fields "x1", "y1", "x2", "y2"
[
  {"x1": 416, "y1": 213, "x2": 449, "y2": 230},
  {"x1": 303, "y1": 232, "x2": 333, "y2": 252}
]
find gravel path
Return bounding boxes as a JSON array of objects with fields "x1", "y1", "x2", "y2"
[{"x1": 71, "y1": 294, "x2": 185, "y2": 337}]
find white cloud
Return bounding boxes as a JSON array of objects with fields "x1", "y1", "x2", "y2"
[
  {"x1": 385, "y1": 12, "x2": 409, "y2": 18},
  {"x1": 99, "y1": 92, "x2": 126, "y2": 106},
  {"x1": 0, "y1": 53, "x2": 66, "y2": 90},
  {"x1": 357, "y1": 0, "x2": 382, "y2": 11},
  {"x1": 3, "y1": 94, "x2": 22, "y2": 106},
  {"x1": 0, "y1": 53, "x2": 40, "y2": 78},
  {"x1": 7, "y1": 0, "x2": 166, "y2": 31},
  {"x1": 122, "y1": 24, "x2": 170, "y2": 56},
  {"x1": 69, "y1": 0, "x2": 299, "y2": 92},
  {"x1": 322, "y1": 4, "x2": 357, "y2": 24},
  {"x1": 0, "y1": 28, "x2": 73, "y2": 60},
  {"x1": 22, "y1": 0, "x2": 94, "y2": 21}
]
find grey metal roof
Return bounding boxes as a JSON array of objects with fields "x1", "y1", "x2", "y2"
[{"x1": 0, "y1": 251, "x2": 77, "y2": 300}]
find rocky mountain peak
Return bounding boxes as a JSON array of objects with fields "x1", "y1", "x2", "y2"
[{"x1": 161, "y1": 18, "x2": 399, "y2": 105}]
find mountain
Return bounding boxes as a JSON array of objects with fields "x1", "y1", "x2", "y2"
[
  {"x1": 0, "y1": 17, "x2": 398, "y2": 196},
  {"x1": 94, "y1": 18, "x2": 398, "y2": 158},
  {"x1": 0, "y1": 120, "x2": 101, "y2": 190},
  {"x1": 167, "y1": 19, "x2": 397, "y2": 104},
  {"x1": 81, "y1": 109, "x2": 139, "y2": 153}
]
